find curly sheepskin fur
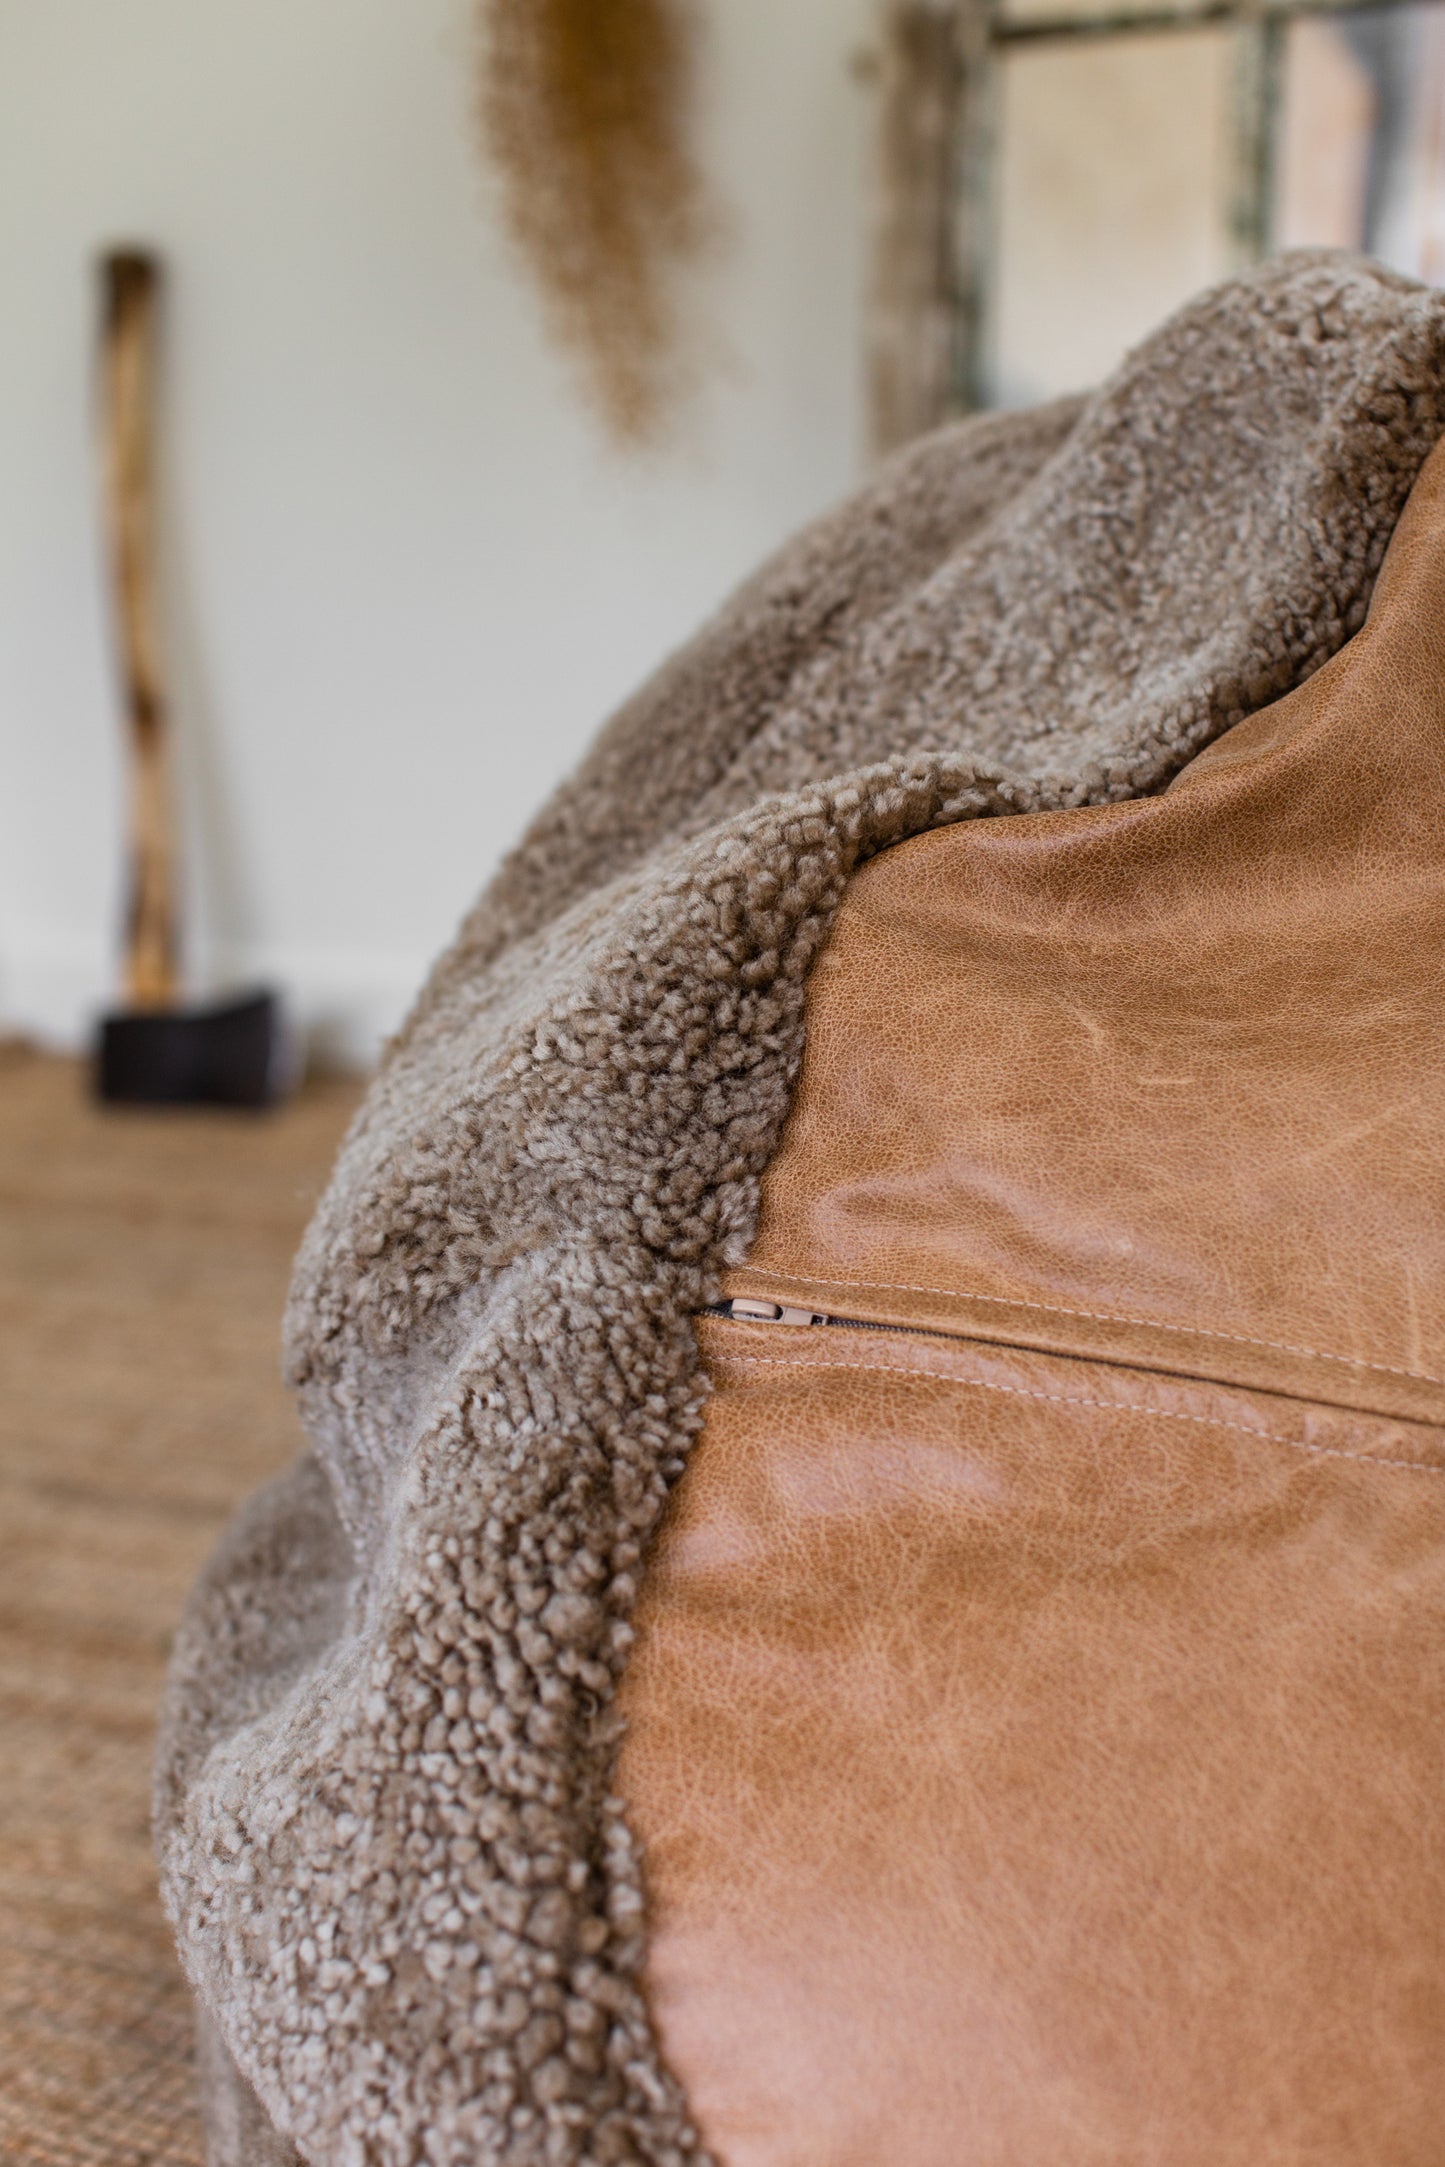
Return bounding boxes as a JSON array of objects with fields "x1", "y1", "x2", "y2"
[{"x1": 156, "y1": 255, "x2": 1445, "y2": 2166}]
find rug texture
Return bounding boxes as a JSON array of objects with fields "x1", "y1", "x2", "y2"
[
  {"x1": 155, "y1": 253, "x2": 1445, "y2": 2167},
  {"x1": 0, "y1": 1047, "x2": 358, "y2": 2167}
]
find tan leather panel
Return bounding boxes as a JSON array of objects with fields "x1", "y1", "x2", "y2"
[
  {"x1": 619, "y1": 1319, "x2": 1445, "y2": 2167},
  {"x1": 726, "y1": 436, "x2": 1445, "y2": 1424},
  {"x1": 620, "y1": 440, "x2": 1445, "y2": 2161}
]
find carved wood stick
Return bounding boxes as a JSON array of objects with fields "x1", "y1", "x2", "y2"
[{"x1": 101, "y1": 250, "x2": 178, "y2": 1011}]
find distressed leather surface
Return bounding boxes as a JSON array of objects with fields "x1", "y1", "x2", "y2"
[
  {"x1": 615, "y1": 435, "x2": 1445, "y2": 2165},
  {"x1": 623, "y1": 1326, "x2": 1445, "y2": 2167},
  {"x1": 724, "y1": 438, "x2": 1445, "y2": 1428}
]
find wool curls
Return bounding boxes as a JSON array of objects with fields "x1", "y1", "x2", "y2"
[{"x1": 479, "y1": 0, "x2": 717, "y2": 444}]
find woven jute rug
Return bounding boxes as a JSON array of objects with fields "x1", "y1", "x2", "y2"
[{"x1": 0, "y1": 1046, "x2": 361, "y2": 2165}]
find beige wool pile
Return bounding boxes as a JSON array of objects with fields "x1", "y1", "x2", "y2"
[{"x1": 155, "y1": 254, "x2": 1445, "y2": 2166}]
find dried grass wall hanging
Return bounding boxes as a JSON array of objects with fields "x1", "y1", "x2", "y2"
[{"x1": 479, "y1": 0, "x2": 717, "y2": 444}]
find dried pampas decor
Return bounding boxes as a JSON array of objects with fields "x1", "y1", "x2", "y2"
[{"x1": 479, "y1": 0, "x2": 716, "y2": 443}]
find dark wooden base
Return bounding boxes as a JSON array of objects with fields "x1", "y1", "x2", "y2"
[{"x1": 96, "y1": 990, "x2": 296, "y2": 1108}]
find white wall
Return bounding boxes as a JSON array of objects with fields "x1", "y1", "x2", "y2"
[
  {"x1": 0, "y1": 0, "x2": 874, "y2": 1066},
  {"x1": 994, "y1": 28, "x2": 1233, "y2": 406}
]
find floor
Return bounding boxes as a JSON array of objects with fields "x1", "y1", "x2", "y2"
[{"x1": 0, "y1": 1047, "x2": 362, "y2": 2166}]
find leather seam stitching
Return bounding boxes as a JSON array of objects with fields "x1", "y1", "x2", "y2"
[
  {"x1": 724, "y1": 1354, "x2": 1445, "y2": 1478},
  {"x1": 730, "y1": 1270, "x2": 1442, "y2": 1387}
]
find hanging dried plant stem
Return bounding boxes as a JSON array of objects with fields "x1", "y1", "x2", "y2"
[{"x1": 479, "y1": 0, "x2": 716, "y2": 444}]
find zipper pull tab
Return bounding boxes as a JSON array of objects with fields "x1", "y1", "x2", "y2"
[{"x1": 718, "y1": 1297, "x2": 823, "y2": 1327}]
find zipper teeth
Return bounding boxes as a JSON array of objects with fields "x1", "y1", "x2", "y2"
[
  {"x1": 703, "y1": 1305, "x2": 1445, "y2": 1435},
  {"x1": 705, "y1": 1298, "x2": 963, "y2": 1343}
]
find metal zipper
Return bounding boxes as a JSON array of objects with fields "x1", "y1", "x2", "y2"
[
  {"x1": 705, "y1": 1301, "x2": 1443, "y2": 1431},
  {"x1": 705, "y1": 1296, "x2": 955, "y2": 1339}
]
